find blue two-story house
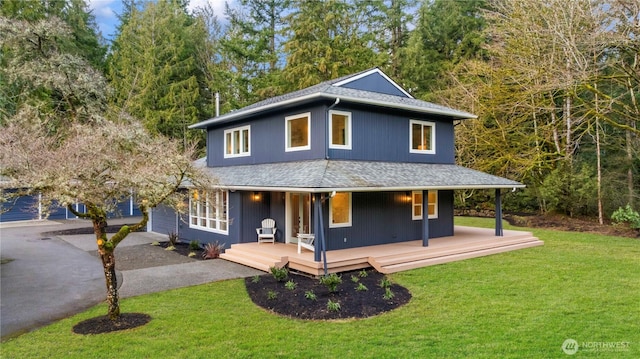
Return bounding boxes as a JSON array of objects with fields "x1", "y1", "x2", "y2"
[{"x1": 149, "y1": 68, "x2": 541, "y2": 274}]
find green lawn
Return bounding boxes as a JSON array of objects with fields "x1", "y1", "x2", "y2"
[{"x1": 2, "y1": 218, "x2": 639, "y2": 358}]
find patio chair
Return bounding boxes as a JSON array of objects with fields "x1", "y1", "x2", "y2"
[
  {"x1": 256, "y1": 218, "x2": 277, "y2": 244},
  {"x1": 297, "y1": 233, "x2": 315, "y2": 254}
]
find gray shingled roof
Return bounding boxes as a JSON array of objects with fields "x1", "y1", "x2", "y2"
[
  {"x1": 201, "y1": 160, "x2": 523, "y2": 192},
  {"x1": 190, "y1": 68, "x2": 476, "y2": 129}
]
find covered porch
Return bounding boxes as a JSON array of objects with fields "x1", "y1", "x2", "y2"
[{"x1": 221, "y1": 226, "x2": 543, "y2": 276}]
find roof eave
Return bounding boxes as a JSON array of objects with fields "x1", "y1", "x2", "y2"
[
  {"x1": 209, "y1": 184, "x2": 525, "y2": 193},
  {"x1": 189, "y1": 92, "x2": 477, "y2": 129},
  {"x1": 318, "y1": 93, "x2": 477, "y2": 119}
]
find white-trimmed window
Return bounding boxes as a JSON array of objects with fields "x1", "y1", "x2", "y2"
[
  {"x1": 410, "y1": 120, "x2": 436, "y2": 154},
  {"x1": 412, "y1": 190, "x2": 438, "y2": 220},
  {"x1": 330, "y1": 192, "x2": 352, "y2": 228},
  {"x1": 224, "y1": 125, "x2": 250, "y2": 158},
  {"x1": 285, "y1": 112, "x2": 311, "y2": 151},
  {"x1": 189, "y1": 189, "x2": 228, "y2": 234},
  {"x1": 329, "y1": 110, "x2": 352, "y2": 149}
]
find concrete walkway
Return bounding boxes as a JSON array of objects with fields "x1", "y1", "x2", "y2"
[{"x1": 0, "y1": 218, "x2": 260, "y2": 341}]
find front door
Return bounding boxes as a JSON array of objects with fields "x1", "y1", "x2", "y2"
[{"x1": 286, "y1": 193, "x2": 312, "y2": 244}]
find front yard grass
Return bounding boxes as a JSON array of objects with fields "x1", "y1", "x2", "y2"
[{"x1": 2, "y1": 217, "x2": 639, "y2": 358}]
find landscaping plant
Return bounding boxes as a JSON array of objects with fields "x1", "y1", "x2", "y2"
[
  {"x1": 319, "y1": 273, "x2": 342, "y2": 293},
  {"x1": 202, "y1": 242, "x2": 225, "y2": 259},
  {"x1": 269, "y1": 266, "x2": 289, "y2": 282}
]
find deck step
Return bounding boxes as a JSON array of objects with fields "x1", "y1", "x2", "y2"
[
  {"x1": 373, "y1": 235, "x2": 538, "y2": 266},
  {"x1": 372, "y1": 238, "x2": 543, "y2": 274},
  {"x1": 289, "y1": 258, "x2": 370, "y2": 277},
  {"x1": 220, "y1": 248, "x2": 287, "y2": 272}
]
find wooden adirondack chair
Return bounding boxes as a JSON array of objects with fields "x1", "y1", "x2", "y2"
[{"x1": 256, "y1": 218, "x2": 277, "y2": 244}]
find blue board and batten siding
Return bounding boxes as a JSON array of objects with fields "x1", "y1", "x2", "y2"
[
  {"x1": 207, "y1": 104, "x2": 328, "y2": 167},
  {"x1": 322, "y1": 190, "x2": 454, "y2": 251},
  {"x1": 151, "y1": 190, "x2": 454, "y2": 250},
  {"x1": 329, "y1": 105, "x2": 455, "y2": 164},
  {"x1": 206, "y1": 102, "x2": 455, "y2": 167}
]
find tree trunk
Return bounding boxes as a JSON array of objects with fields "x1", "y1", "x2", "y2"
[
  {"x1": 92, "y1": 211, "x2": 121, "y2": 320},
  {"x1": 595, "y1": 106, "x2": 604, "y2": 225},
  {"x1": 100, "y1": 250, "x2": 120, "y2": 320}
]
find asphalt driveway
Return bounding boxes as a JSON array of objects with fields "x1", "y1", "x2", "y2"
[{"x1": 0, "y1": 218, "x2": 260, "y2": 341}]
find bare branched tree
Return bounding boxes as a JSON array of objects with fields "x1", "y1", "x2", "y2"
[{"x1": 0, "y1": 16, "x2": 211, "y2": 320}]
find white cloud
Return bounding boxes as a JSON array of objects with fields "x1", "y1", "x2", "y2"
[
  {"x1": 187, "y1": 0, "x2": 233, "y2": 17},
  {"x1": 87, "y1": 0, "x2": 117, "y2": 19}
]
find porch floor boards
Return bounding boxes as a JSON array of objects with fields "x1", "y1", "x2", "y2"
[{"x1": 220, "y1": 226, "x2": 543, "y2": 276}]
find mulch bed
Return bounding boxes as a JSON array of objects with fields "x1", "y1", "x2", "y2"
[
  {"x1": 156, "y1": 241, "x2": 205, "y2": 260},
  {"x1": 245, "y1": 269, "x2": 411, "y2": 320},
  {"x1": 72, "y1": 313, "x2": 151, "y2": 335}
]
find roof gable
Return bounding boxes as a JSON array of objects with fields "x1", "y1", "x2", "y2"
[{"x1": 332, "y1": 68, "x2": 413, "y2": 98}]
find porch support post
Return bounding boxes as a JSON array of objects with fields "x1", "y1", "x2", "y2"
[
  {"x1": 422, "y1": 190, "x2": 430, "y2": 247},
  {"x1": 495, "y1": 189, "x2": 504, "y2": 236},
  {"x1": 313, "y1": 193, "x2": 328, "y2": 275}
]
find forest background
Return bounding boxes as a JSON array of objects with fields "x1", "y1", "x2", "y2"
[{"x1": 1, "y1": 0, "x2": 638, "y2": 225}]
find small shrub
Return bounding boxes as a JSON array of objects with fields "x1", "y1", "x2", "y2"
[
  {"x1": 327, "y1": 299, "x2": 341, "y2": 312},
  {"x1": 358, "y1": 269, "x2": 368, "y2": 278},
  {"x1": 168, "y1": 231, "x2": 179, "y2": 246},
  {"x1": 383, "y1": 287, "x2": 395, "y2": 300},
  {"x1": 251, "y1": 275, "x2": 261, "y2": 283},
  {"x1": 379, "y1": 278, "x2": 392, "y2": 289},
  {"x1": 189, "y1": 240, "x2": 201, "y2": 250},
  {"x1": 611, "y1": 204, "x2": 640, "y2": 229},
  {"x1": 270, "y1": 266, "x2": 289, "y2": 282},
  {"x1": 350, "y1": 275, "x2": 359, "y2": 283},
  {"x1": 165, "y1": 245, "x2": 175, "y2": 251},
  {"x1": 285, "y1": 280, "x2": 297, "y2": 290},
  {"x1": 267, "y1": 290, "x2": 278, "y2": 300},
  {"x1": 304, "y1": 290, "x2": 317, "y2": 301},
  {"x1": 319, "y1": 273, "x2": 342, "y2": 293},
  {"x1": 355, "y1": 282, "x2": 368, "y2": 291},
  {"x1": 202, "y1": 242, "x2": 225, "y2": 259}
]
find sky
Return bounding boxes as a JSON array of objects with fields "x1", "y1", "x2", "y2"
[{"x1": 87, "y1": 0, "x2": 232, "y2": 41}]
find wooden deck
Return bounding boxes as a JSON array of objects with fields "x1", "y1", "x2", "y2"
[{"x1": 220, "y1": 226, "x2": 543, "y2": 276}]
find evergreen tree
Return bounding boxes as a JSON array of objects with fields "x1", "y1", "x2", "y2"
[
  {"x1": 401, "y1": 0, "x2": 487, "y2": 99},
  {"x1": 107, "y1": 0, "x2": 207, "y2": 148},
  {"x1": 222, "y1": 0, "x2": 290, "y2": 102},
  {"x1": 283, "y1": 0, "x2": 379, "y2": 90}
]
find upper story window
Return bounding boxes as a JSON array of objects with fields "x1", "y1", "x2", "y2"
[
  {"x1": 189, "y1": 189, "x2": 228, "y2": 234},
  {"x1": 410, "y1": 120, "x2": 436, "y2": 154},
  {"x1": 329, "y1": 110, "x2": 352, "y2": 149},
  {"x1": 412, "y1": 190, "x2": 438, "y2": 220},
  {"x1": 224, "y1": 125, "x2": 250, "y2": 158},
  {"x1": 285, "y1": 112, "x2": 311, "y2": 152},
  {"x1": 330, "y1": 192, "x2": 352, "y2": 228}
]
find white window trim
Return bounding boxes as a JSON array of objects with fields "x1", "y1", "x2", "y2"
[
  {"x1": 328, "y1": 110, "x2": 352, "y2": 150},
  {"x1": 412, "y1": 190, "x2": 438, "y2": 220},
  {"x1": 409, "y1": 120, "x2": 436, "y2": 154},
  {"x1": 329, "y1": 192, "x2": 352, "y2": 228},
  {"x1": 224, "y1": 125, "x2": 251, "y2": 158},
  {"x1": 285, "y1": 112, "x2": 311, "y2": 152},
  {"x1": 189, "y1": 190, "x2": 229, "y2": 235}
]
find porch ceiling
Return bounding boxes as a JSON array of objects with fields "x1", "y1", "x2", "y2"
[{"x1": 200, "y1": 159, "x2": 524, "y2": 192}]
